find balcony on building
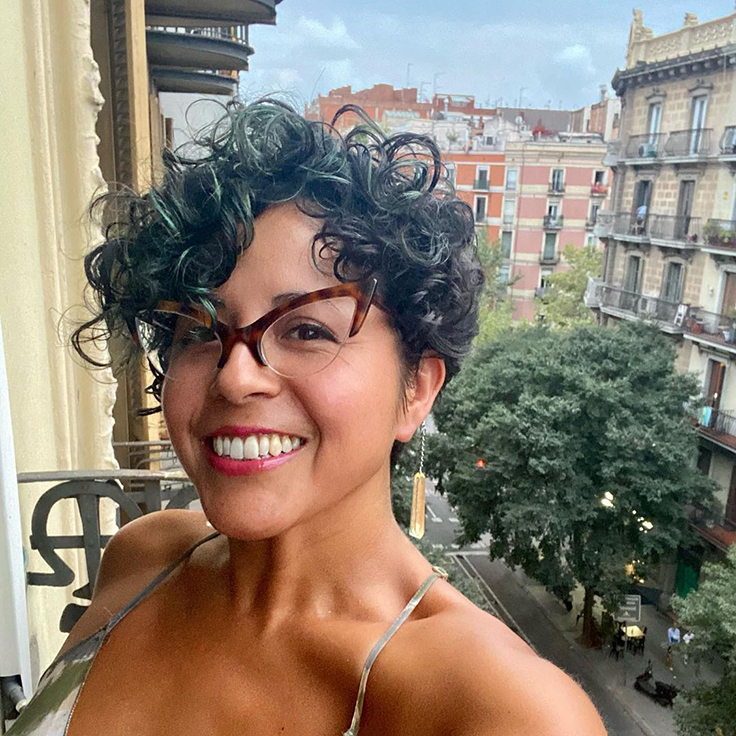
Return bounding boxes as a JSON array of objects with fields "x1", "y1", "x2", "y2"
[
  {"x1": 543, "y1": 214, "x2": 564, "y2": 230},
  {"x1": 584, "y1": 276, "x2": 603, "y2": 308},
  {"x1": 663, "y1": 128, "x2": 713, "y2": 159},
  {"x1": 598, "y1": 283, "x2": 683, "y2": 333},
  {"x1": 473, "y1": 178, "x2": 490, "y2": 190},
  {"x1": 624, "y1": 133, "x2": 667, "y2": 162},
  {"x1": 147, "y1": 25, "x2": 253, "y2": 81},
  {"x1": 548, "y1": 183, "x2": 565, "y2": 195},
  {"x1": 648, "y1": 214, "x2": 701, "y2": 247},
  {"x1": 593, "y1": 210, "x2": 614, "y2": 238},
  {"x1": 683, "y1": 306, "x2": 736, "y2": 355},
  {"x1": 688, "y1": 503, "x2": 736, "y2": 552},
  {"x1": 590, "y1": 183, "x2": 608, "y2": 197},
  {"x1": 611, "y1": 211, "x2": 649, "y2": 240},
  {"x1": 146, "y1": 0, "x2": 280, "y2": 26},
  {"x1": 703, "y1": 219, "x2": 736, "y2": 252},
  {"x1": 720, "y1": 126, "x2": 736, "y2": 157}
]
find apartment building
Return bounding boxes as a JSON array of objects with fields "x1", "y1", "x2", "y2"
[
  {"x1": 505, "y1": 136, "x2": 610, "y2": 319},
  {"x1": 587, "y1": 9, "x2": 736, "y2": 598}
]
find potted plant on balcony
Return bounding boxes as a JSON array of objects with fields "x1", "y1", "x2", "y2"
[{"x1": 704, "y1": 220, "x2": 722, "y2": 246}]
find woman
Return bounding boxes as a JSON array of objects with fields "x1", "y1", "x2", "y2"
[{"x1": 10, "y1": 101, "x2": 606, "y2": 735}]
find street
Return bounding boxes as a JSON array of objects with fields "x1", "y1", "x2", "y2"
[{"x1": 422, "y1": 485, "x2": 652, "y2": 736}]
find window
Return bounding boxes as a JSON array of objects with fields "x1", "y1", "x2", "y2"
[
  {"x1": 506, "y1": 168, "x2": 518, "y2": 191},
  {"x1": 551, "y1": 168, "x2": 564, "y2": 192},
  {"x1": 586, "y1": 233, "x2": 597, "y2": 247},
  {"x1": 503, "y1": 198, "x2": 515, "y2": 225},
  {"x1": 660, "y1": 262, "x2": 683, "y2": 303},
  {"x1": 484, "y1": 135, "x2": 495, "y2": 146},
  {"x1": 690, "y1": 95, "x2": 708, "y2": 154},
  {"x1": 543, "y1": 232, "x2": 557, "y2": 261},
  {"x1": 623, "y1": 255, "x2": 642, "y2": 293},
  {"x1": 474, "y1": 196, "x2": 487, "y2": 223},
  {"x1": 696, "y1": 447, "x2": 712, "y2": 476},
  {"x1": 589, "y1": 203, "x2": 600, "y2": 225},
  {"x1": 501, "y1": 230, "x2": 512, "y2": 258},
  {"x1": 498, "y1": 265, "x2": 510, "y2": 284},
  {"x1": 647, "y1": 102, "x2": 662, "y2": 137},
  {"x1": 475, "y1": 166, "x2": 489, "y2": 189},
  {"x1": 540, "y1": 267, "x2": 553, "y2": 290},
  {"x1": 593, "y1": 170, "x2": 606, "y2": 185},
  {"x1": 445, "y1": 163, "x2": 456, "y2": 187}
]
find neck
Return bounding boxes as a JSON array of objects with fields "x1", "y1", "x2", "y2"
[{"x1": 216, "y1": 466, "x2": 430, "y2": 632}]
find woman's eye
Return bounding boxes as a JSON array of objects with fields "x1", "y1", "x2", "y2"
[{"x1": 287, "y1": 322, "x2": 337, "y2": 342}]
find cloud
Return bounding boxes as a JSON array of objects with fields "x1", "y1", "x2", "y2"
[
  {"x1": 554, "y1": 44, "x2": 596, "y2": 77},
  {"x1": 296, "y1": 17, "x2": 361, "y2": 50}
]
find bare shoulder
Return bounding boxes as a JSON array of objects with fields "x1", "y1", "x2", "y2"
[
  {"x1": 58, "y1": 510, "x2": 213, "y2": 656},
  {"x1": 384, "y1": 586, "x2": 607, "y2": 736}
]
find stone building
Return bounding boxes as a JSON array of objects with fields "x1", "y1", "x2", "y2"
[{"x1": 588, "y1": 8, "x2": 736, "y2": 601}]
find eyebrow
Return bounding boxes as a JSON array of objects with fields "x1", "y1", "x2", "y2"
[{"x1": 270, "y1": 291, "x2": 306, "y2": 308}]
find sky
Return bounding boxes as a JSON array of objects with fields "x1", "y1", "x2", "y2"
[{"x1": 245, "y1": 1, "x2": 734, "y2": 111}]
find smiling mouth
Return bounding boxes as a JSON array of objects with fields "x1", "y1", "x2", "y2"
[{"x1": 210, "y1": 432, "x2": 304, "y2": 461}]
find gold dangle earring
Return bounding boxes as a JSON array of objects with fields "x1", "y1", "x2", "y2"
[{"x1": 409, "y1": 421, "x2": 427, "y2": 540}]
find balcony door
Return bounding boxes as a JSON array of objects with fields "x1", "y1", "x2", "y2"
[
  {"x1": 660, "y1": 261, "x2": 683, "y2": 303},
  {"x1": 721, "y1": 272, "x2": 736, "y2": 314},
  {"x1": 690, "y1": 95, "x2": 708, "y2": 154},
  {"x1": 727, "y1": 467, "x2": 736, "y2": 526},
  {"x1": 676, "y1": 180, "x2": 695, "y2": 239},
  {"x1": 647, "y1": 102, "x2": 662, "y2": 138},
  {"x1": 623, "y1": 255, "x2": 642, "y2": 293},
  {"x1": 476, "y1": 166, "x2": 489, "y2": 188},
  {"x1": 706, "y1": 358, "x2": 726, "y2": 411}
]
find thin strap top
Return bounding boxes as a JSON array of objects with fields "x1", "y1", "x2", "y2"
[{"x1": 7, "y1": 532, "x2": 447, "y2": 736}]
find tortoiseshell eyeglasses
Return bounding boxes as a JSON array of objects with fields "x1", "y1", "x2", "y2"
[{"x1": 133, "y1": 279, "x2": 386, "y2": 380}]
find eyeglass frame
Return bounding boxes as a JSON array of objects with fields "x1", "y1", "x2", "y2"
[{"x1": 132, "y1": 277, "x2": 388, "y2": 376}]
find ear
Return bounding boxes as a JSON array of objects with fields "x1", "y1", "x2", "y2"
[{"x1": 395, "y1": 356, "x2": 446, "y2": 442}]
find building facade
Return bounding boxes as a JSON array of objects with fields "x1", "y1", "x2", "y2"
[
  {"x1": 505, "y1": 137, "x2": 610, "y2": 319},
  {"x1": 588, "y1": 8, "x2": 736, "y2": 600}
]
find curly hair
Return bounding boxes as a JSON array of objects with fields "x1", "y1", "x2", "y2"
[{"x1": 72, "y1": 99, "x2": 484, "y2": 408}]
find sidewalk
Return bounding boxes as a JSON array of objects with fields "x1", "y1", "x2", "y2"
[{"x1": 502, "y1": 566, "x2": 723, "y2": 736}]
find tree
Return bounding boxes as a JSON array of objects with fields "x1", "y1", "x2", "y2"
[
  {"x1": 537, "y1": 243, "x2": 602, "y2": 329},
  {"x1": 672, "y1": 546, "x2": 736, "y2": 736},
  {"x1": 430, "y1": 321, "x2": 718, "y2": 647}
]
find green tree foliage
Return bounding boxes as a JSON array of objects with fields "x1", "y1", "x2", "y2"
[
  {"x1": 672, "y1": 546, "x2": 736, "y2": 736},
  {"x1": 474, "y1": 228, "x2": 520, "y2": 346},
  {"x1": 431, "y1": 321, "x2": 718, "y2": 646},
  {"x1": 537, "y1": 243, "x2": 602, "y2": 329}
]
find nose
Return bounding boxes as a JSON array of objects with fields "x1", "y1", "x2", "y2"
[{"x1": 211, "y1": 340, "x2": 281, "y2": 404}]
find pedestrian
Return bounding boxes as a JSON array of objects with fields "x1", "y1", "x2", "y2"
[
  {"x1": 683, "y1": 631, "x2": 694, "y2": 664},
  {"x1": 667, "y1": 624, "x2": 681, "y2": 644}
]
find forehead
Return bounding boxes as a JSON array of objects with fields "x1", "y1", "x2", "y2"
[{"x1": 216, "y1": 203, "x2": 338, "y2": 311}]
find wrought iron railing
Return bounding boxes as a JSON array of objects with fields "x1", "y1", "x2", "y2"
[
  {"x1": 473, "y1": 179, "x2": 490, "y2": 190},
  {"x1": 611, "y1": 212, "x2": 648, "y2": 238},
  {"x1": 683, "y1": 306, "x2": 736, "y2": 345},
  {"x1": 664, "y1": 128, "x2": 713, "y2": 157},
  {"x1": 600, "y1": 284, "x2": 681, "y2": 323},
  {"x1": 648, "y1": 214, "x2": 701, "y2": 243},
  {"x1": 18, "y1": 444, "x2": 199, "y2": 632},
  {"x1": 625, "y1": 133, "x2": 667, "y2": 159},
  {"x1": 548, "y1": 182, "x2": 565, "y2": 194},
  {"x1": 543, "y1": 214, "x2": 564, "y2": 230},
  {"x1": 148, "y1": 25, "x2": 249, "y2": 45},
  {"x1": 590, "y1": 184, "x2": 608, "y2": 196},
  {"x1": 703, "y1": 219, "x2": 736, "y2": 249},
  {"x1": 720, "y1": 126, "x2": 736, "y2": 155}
]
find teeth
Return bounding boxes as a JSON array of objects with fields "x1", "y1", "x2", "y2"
[
  {"x1": 212, "y1": 433, "x2": 303, "y2": 461},
  {"x1": 243, "y1": 436, "x2": 259, "y2": 460},
  {"x1": 269, "y1": 434, "x2": 283, "y2": 457},
  {"x1": 230, "y1": 437, "x2": 244, "y2": 460},
  {"x1": 259, "y1": 435, "x2": 270, "y2": 457}
]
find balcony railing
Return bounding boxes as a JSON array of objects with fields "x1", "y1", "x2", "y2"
[
  {"x1": 611, "y1": 212, "x2": 648, "y2": 238},
  {"x1": 548, "y1": 183, "x2": 565, "y2": 194},
  {"x1": 664, "y1": 128, "x2": 713, "y2": 157},
  {"x1": 584, "y1": 276, "x2": 603, "y2": 308},
  {"x1": 543, "y1": 214, "x2": 564, "y2": 230},
  {"x1": 625, "y1": 133, "x2": 667, "y2": 159},
  {"x1": 720, "y1": 126, "x2": 736, "y2": 155},
  {"x1": 148, "y1": 24, "x2": 250, "y2": 45},
  {"x1": 703, "y1": 219, "x2": 736, "y2": 250},
  {"x1": 603, "y1": 140, "x2": 622, "y2": 167},
  {"x1": 648, "y1": 214, "x2": 701, "y2": 244},
  {"x1": 600, "y1": 284, "x2": 681, "y2": 323},
  {"x1": 473, "y1": 179, "x2": 490, "y2": 190},
  {"x1": 593, "y1": 210, "x2": 614, "y2": 238},
  {"x1": 590, "y1": 184, "x2": 608, "y2": 196},
  {"x1": 540, "y1": 253, "x2": 558, "y2": 264},
  {"x1": 688, "y1": 503, "x2": 736, "y2": 551},
  {"x1": 683, "y1": 306, "x2": 736, "y2": 346},
  {"x1": 585, "y1": 217, "x2": 597, "y2": 229}
]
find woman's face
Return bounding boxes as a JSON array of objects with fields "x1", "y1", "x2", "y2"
[{"x1": 162, "y1": 203, "x2": 428, "y2": 540}]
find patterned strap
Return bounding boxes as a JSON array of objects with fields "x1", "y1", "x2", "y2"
[{"x1": 342, "y1": 566, "x2": 449, "y2": 736}]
